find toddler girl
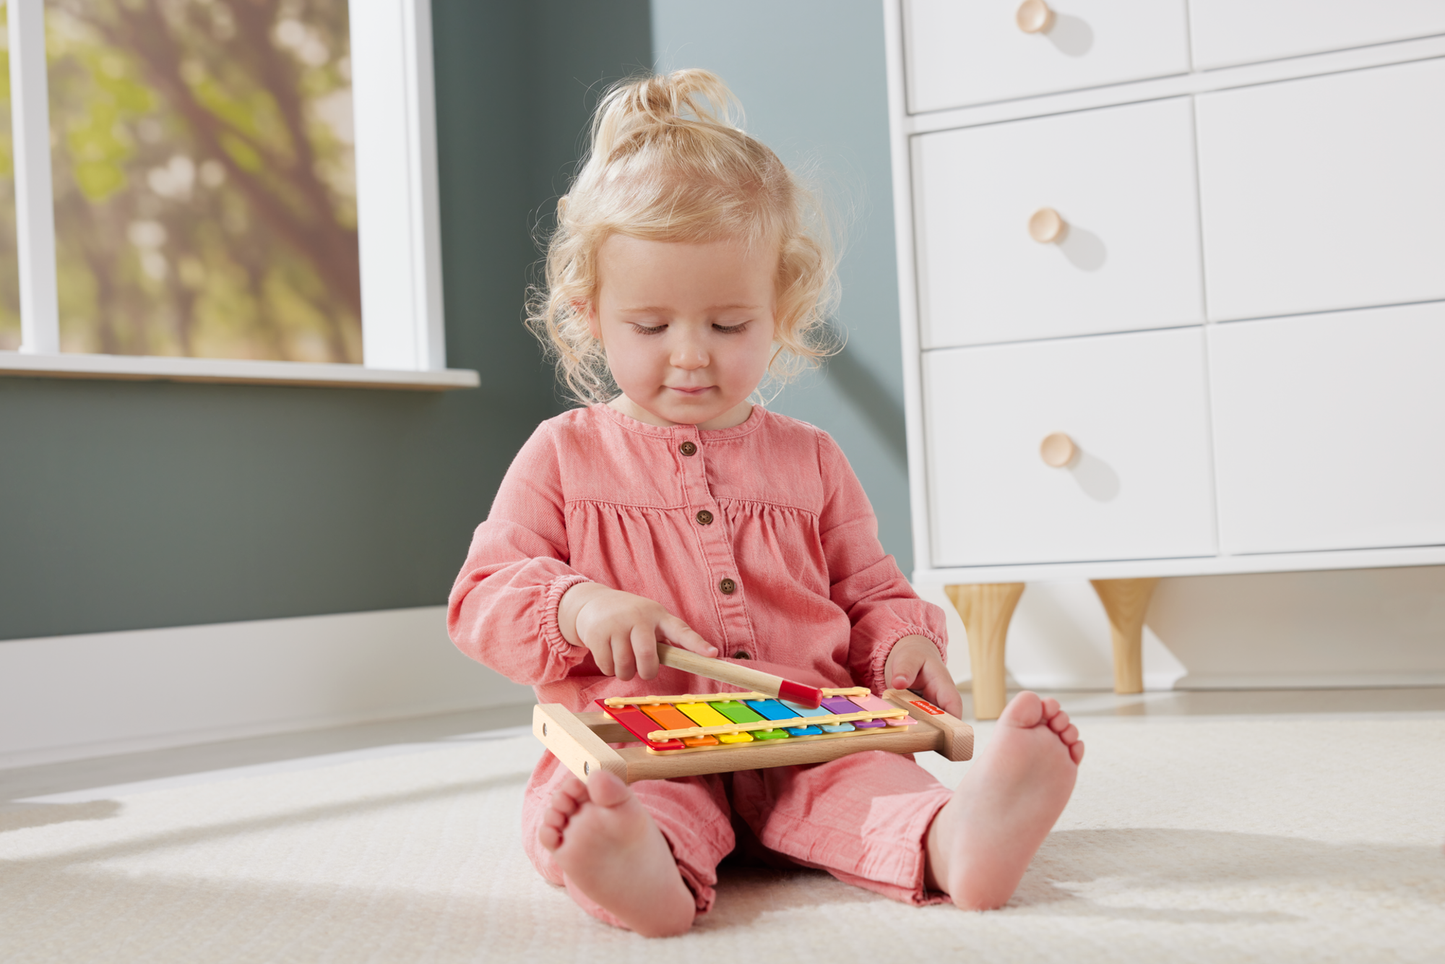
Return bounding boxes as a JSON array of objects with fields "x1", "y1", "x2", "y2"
[{"x1": 448, "y1": 69, "x2": 1082, "y2": 936}]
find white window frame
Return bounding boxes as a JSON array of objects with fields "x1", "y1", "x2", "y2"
[{"x1": 0, "y1": 0, "x2": 477, "y2": 390}]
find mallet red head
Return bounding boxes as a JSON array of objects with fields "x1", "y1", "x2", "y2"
[{"x1": 777, "y1": 679, "x2": 823, "y2": 710}]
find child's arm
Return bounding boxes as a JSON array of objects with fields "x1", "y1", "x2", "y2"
[
  {"x1": 447, "y1": 424, "x2": 596, "y2": 686},
  {"x1": 448, "y1": 422, "x2": 717, "y2": 686},
  {"x1": 815, "y1": 431, "x2": 953, "y2": 699}
]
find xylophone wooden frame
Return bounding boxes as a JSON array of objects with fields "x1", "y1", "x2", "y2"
[{"x1": 534, "y1": 689, "x2": 974, "y2": 784}]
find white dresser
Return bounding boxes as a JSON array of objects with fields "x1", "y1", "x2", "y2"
[{"x1": 883, "y1": 0, "x2": 1445, "y2": 717}]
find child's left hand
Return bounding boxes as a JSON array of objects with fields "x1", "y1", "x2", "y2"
[{"x1": 883, "y1": 635, "x2": 963, "y2": 718}]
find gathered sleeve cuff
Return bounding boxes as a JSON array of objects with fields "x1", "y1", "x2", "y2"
[
  {"x1": 539, "y1": 572, "x2": 593, "y2": 664},
  {"x1": 862, "y1": 621, "x2": 949, "y2": 697}
]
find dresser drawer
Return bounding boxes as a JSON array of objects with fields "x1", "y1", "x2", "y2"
[
  {"x1": 1210, "y1": 303, "x2": 1445, "y2": 556},
  {"x1": 914, "y1": 98, "x2": 1204, "y2": 349},
  {"x1": 923, "y1": 328, "x2": 1216, "y2": 567},
  {"x1": 1190, "y1": 0, "x2": 1445, "y2": 70},
  {"x1": 903, "y1": 0, "x2": 1191, "y2": 113},
  {"x1": 1197, "y1": 57, "x2": 1445, "y2": 323}
]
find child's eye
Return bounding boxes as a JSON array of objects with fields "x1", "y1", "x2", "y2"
[
  {"x1": 629, "y1": 324, "x2": 666, "y2": 335},
  {"x1": 713, "y1": 322, "x2": 749, "y2": 334}
]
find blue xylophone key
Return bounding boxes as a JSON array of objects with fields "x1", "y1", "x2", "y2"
[
  {"x1": 781, "y1": 699, "x2": 854, "y2": 733},
  {"x1": 745, "y1": 698, "x2": 821, "y2": 736}
]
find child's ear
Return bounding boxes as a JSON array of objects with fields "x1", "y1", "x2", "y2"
[{"x1": 575, "y1": 300, "x2": 601, "y2": 340}]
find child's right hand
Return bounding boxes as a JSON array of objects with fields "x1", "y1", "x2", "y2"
[{"x1": 558, "y1": 582, "x2": 718, "y2": 681}]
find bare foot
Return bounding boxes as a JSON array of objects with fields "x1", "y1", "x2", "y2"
[
  {"x1": 925, "y1": 691, "x2": 1083, "y2": 910},
  {"x1": 538, "y1": 770, "x2": 696, "y2": 936}
]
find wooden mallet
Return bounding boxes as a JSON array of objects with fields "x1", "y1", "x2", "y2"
[{"x1": 656, "y1": 642, "x2": 824, "y2": 709}]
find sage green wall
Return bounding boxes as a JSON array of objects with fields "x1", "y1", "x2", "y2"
[
  {"x1": 0, "y1": 0, "x2": 652, "y2": 642},
  {"x1": 651, "y1": 0, "x2": 915, "y2": 572}
]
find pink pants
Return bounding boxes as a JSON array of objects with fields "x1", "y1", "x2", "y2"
[{"x1": 522, "y1": 749, "x2": 954, "y2": 927}]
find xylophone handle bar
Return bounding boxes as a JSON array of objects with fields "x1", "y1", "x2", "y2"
[
  {"x1": 534, "y1": 704, "x2": 629, "y2": 782},
  {"x1": 884, "y1": 689, "x2": 974, "y2": 762}
]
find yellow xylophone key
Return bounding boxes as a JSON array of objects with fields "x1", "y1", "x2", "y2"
[{"x1": 676, "y1": 701, "x2": 754, "y2": 743}]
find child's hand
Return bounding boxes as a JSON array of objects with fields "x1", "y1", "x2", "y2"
[
  {"x1": 558, "y1": 582, "x2": 718, "y2": 681},
  {"x1": 884, "y1": 635, "x2": 963, "y2": 717}
]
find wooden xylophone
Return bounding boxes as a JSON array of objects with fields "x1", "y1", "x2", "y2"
[{"x1": 534, "y1": 687, "x2": 974, "y2": 783}]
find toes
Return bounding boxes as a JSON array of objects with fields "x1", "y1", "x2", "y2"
[
  {"x1": 1057, "y1": 723, "x2": 1079, "y2": 745},
  {"x1": 998, "y1": 690, "x2": 1045, "y2": 728},
  {"x1": 557, "y1": 773, "x2": 589, "y2": 802},
  {"x1": 1040, "y1": 696, "x2": 1061, "y2": 719},
  {"x1": 586, "y1": 769, "x2": 633, "y2": 808},
  {"x1": 1069, "y1": 740, "x2": 1085, "y2": 764},
  {"x1": 538, "y1": 824, "x2": 562, "y2": 852},
  {"x1": 550, "y1": 788, "x2": 582, "y2": 817},
  {"x1": 1048, "y1": 709, "x2": 1071, "y2": 733},
  {"x1": 542, "y1": 807, "x2": 569, "y2": 831}
]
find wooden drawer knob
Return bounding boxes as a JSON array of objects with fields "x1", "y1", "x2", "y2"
[
  {"x1": 1029, "y1": 207, "x2": 1066, "y2": 244},
  {"x1": 1016, "y1": 0, "x2": 1055, "y2": 34},
  {"x1": 1040, "y1": 432, "x2": 1077, "y2": 468}
]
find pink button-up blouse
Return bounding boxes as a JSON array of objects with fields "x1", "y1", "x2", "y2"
[{"x1": 447, "y1": 404, "x2": 947, "y2": 710}]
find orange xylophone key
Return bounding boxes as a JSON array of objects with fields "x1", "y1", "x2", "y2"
[{"x1": 640, "y1": 703, "x2": 719, "y2": 748}]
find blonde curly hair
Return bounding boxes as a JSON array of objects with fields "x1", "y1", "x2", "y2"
[{"x1": 527, "y1": 69, "x2": 840, "y2": 405}]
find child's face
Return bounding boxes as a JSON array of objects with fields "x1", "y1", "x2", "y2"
[{"x1": 590, "y1": 234, "x2": 778, "y2": 430}]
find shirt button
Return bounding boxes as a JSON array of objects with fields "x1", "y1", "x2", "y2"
[
  {"x1": 679, "y1": 441, "x2": 697, "y2": 457},
  {"x1": 719, "y1": 577, "x2": 737, "y2": 595},
  {"x1": 733, "y1": 651, "x2": 750, "y2": 660},
  {"x1": 696, "y1": 509, "x2": 714, "y2": 526}
]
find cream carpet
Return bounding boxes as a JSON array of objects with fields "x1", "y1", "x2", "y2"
[{"x1": 3, "y1": 714, "x2": 1444, "y2": 962}]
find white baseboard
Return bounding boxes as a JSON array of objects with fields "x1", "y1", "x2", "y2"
[
  {"x1": 0, "y1": 606, "x2": 535, "y2": 770},
  {"x1": 1177, "y1": 673, "x2": 1445, "y2": 690},
  {"x1": 1002, "y1": 672, "x2": 1187, "y2": 693}
]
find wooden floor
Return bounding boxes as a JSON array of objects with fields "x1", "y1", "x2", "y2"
[{"x1": 5, "y1": 687, "x2": 1444, "y2": 807}]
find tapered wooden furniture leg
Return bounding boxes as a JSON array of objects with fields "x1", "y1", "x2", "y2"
[
  {"x1": 943, "y1": 582, "x2": 1025, "y2": 721},
  {"x1": 1089, "y1": 578, "x2": 1160, "y2": 695}
]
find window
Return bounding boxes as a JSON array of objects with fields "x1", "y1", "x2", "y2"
[{"x1": 1, "y1": 0, "x2": 473, "y2": 389}]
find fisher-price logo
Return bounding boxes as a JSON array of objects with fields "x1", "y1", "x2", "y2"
[{"x1": 909, "y1": 699, "x2": 946, "y2": 716}]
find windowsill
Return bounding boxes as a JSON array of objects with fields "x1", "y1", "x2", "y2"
[{"x1": 0, "y1": 351, "x2": 480, "y2": 391}]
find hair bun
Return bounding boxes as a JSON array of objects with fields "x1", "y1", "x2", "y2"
[{"x1": 592, "y1": 68, "x2": 741, "y2": 161}]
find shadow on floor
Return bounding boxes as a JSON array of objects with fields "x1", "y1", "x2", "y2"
[
  {"x1": 0, "y1": 800, "x2": 123, "y2": 832},
  {"x1": 1, "y1": 703, "x2": 534, "y2": 803}
]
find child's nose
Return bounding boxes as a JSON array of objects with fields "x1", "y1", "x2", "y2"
[{"x1": 670, "y1": 338, "x2": 709, "y2": 369}]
